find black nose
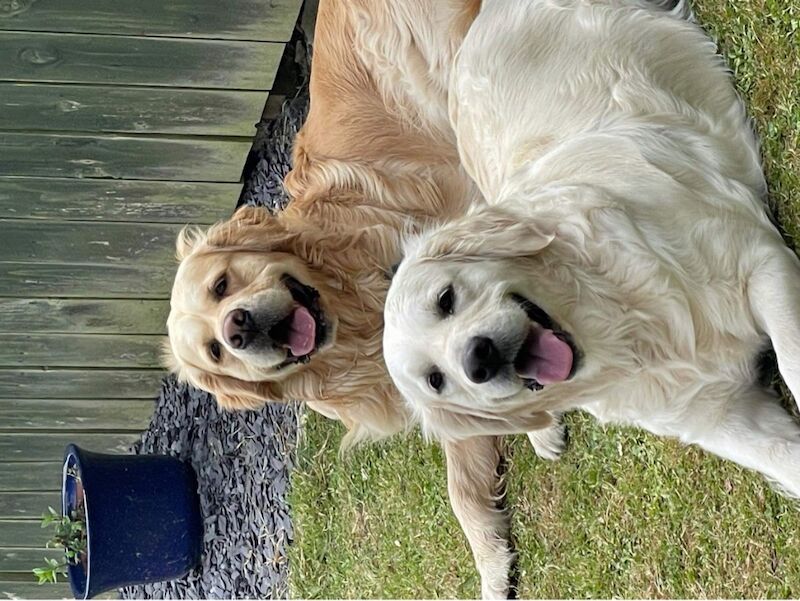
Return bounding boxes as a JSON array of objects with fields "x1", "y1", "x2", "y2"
[
  {"x1": 464, "y1": 336, "x2": 503, "y2": 383},
  {"x1": 222, "y1": 308, "x2": 256, "y2": 349}
]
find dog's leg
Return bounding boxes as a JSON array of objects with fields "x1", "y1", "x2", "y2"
[
  {"x1": 683, "y1": 386, "x2": 800, "y2": 497},
  {"x1": 748, "y1": 244, "x2": 800, "y2": 403},
  {"x1": 527, "y1": 413, "x2": 567, "y2": 461},
  {"x1": 444, "y1": 435, "x2": 513, "y2": 600}
]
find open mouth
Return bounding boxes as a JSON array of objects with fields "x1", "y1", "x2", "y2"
[
  {"x1": 511, "y1": 294, "x2": 579, "y2": 390},
  {"x1": 269, "y1": 275, "x2": 328, "y2": 369}
]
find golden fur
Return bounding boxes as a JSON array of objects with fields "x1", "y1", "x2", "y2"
[
  {"x1": 166, "y1": 0, "x2": 478, "y2": 444},
  {"x1": 165, "y1": 2, "x2": 532, "y2": 598}
]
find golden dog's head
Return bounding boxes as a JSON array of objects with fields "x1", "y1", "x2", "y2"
[{"x1": 165, "y1": 205, "x2": 341, "y2": 410}]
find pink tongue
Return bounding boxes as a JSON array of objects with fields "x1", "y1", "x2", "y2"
[
  {"x1": 515, "y1": 327, "x2": 573, "y2": 385},
  {"x1": 287, "y1": 306, "x2": 316, "y2": 357}
]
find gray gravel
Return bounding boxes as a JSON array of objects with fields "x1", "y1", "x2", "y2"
[
  {"x1": 120, "y1": 380, "x2": 301, "y2": 599},
  {"x1": 120, "y1": 42, "x2": 311, "y2": 601}
]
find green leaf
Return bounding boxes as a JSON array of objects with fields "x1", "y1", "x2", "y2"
[{"x1": 32, "y1": 557, "x2": 65, "y2": 585}]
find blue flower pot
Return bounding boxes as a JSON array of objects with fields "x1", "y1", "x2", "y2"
[{"x1": 62, "y1": 444, "x2": 203, "y2": 599}]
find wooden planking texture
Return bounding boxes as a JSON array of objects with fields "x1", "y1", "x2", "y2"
[
  {"x1": 0, "y1": 580, "x2": 116, "y2": 599},
  {"x1": 0, "y1": 369, "x2": 163, "y2": 399},
  {"x1": 0, "y1": 32, "x2": 281, "y2": 90},
  {"x1": 0, "y1": 83, "x2": 265, "y2": 136},
  {"x1": 0, "y1": 133, "x2": 251, "y2": 182},
  {"x1": 0, "y1": 0, "x2": 301, "y2": 559},
  {"x1": 0, "y1": 299, "x2": 167, "y2": 334},
  {"x1": 0, "y1": 463, "x2": 66, "y2": 492},
  {"x1": 0, "y1": 219, "x2": 180, "y2": 266},
  {"x1": 0, "y1": 0, "x2": 301, "y2": 42},
  {"x1": 0, "y1": 547, "x2": 61, "y2": 572},
  {"x1": 0, "y1": 400, "x2": 153, "y2": 432},
  {"x1": 0, "y1": 520, "x2": 53, "y2": 547},
  {"x1": 0, "y1": 334, "x2": 162, "y2": 368},
  {"x1": 0, "y1": 492, "x2": 59, "y2": 519},
  {"x1": 0, "y1": 178, "x2": 237, "y2": 224},
  {"x1": 0, "y1": 580, "x2": 73, "y2": 599},
  {"x1": 0, "y1": 262, "x2": 175, "y2": 299},
  {"x1": 0, "y1": 433, "x2": 140, "y2": 463}
]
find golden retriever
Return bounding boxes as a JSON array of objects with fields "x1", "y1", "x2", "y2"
[
  {"x1": 385, "y1": 0, "x2": 800, "y2": 562},
  {"x1": 166, "y1": 0, "x2": 477, "y2": 440},
  {"x1": 165, "y1": 0, "x2": 545, "y2": 597}
]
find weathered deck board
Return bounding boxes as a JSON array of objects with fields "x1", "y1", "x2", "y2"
[
  {"x1": 0, "y1": 521, "x2": 51, "y2": 547},
  {"x1": 0, "y1": 32, "x2": 281, "y2": 90},
  {"x1": 0, "y1": 464, "x2": 61, "y2": 492},
  {"x1": 0, "y1": 335, "x2": 162, "y2": 368},
  {"x1": 1, "y1": 219, "x2": 179, "y2": 267},
  {"x1": 0, "y1": 177, "x2": 237, "y2": 223},
  {"x1": 0, "y1": 0, "x2": 301, "y2": 42},
  {"x1": 0, "y1": 0, "x2": 292, "y2": 568},
  {"x1": 0, "y1": 547, "x2": 61, "y2": 572},
  {"x1": 0, "y1": 262, "x2": 174, "y2": 299},
  {"x1": 0, "y1": 580, "x2": 73, "y2": 599},
  {"x1": 0, "y1": 493, "x2": 59, "y2": 519},
  {"x1": 0, "y1": 369, "x2": 163, "y2": 399},
  {"x1": 0, "y1": 400, "x2": 154, "y2": 431},
  {"x1": 0, "y1": 579, "x2": 115, "y2": 599},
  {"x1": 0, "y1": 463, "x2": 62, "y2": 492},
  {"x1": 0, "y1": 433, "x2": 140, "y2": 463},
  {"x1": 0, "y1": 219, "x2": 179, "y2": 266},
  {"x1": 0, "y1": 133, "x2": 251, "y2": 182},
  {"x1": 0, "y1": 84, "x2": 266, "y2": 136},
  {"x1": 0, "y1": 300, "x2": 168, "y2": 334}
]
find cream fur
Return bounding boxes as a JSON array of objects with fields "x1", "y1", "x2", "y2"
[{"x1": 385, "y1": 0, "x2": 800, "y2": 592}]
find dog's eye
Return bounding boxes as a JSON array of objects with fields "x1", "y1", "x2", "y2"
[
  {"x1": 428, "y1": 370, "x2": 445, "y2": 393},
  {"x1": 209, "y1": 341, "x2": 222, "y2": 362},
  {"x1": 213, "y1": 275, "x2": 227, "y2": 298},
  {"x1": 437, "y1": 285, "x2": 455, "y2": 316}
]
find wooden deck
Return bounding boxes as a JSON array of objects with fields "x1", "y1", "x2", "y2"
[{"x1": 0, "y1": 1, "x2": 302, "y2": 597}]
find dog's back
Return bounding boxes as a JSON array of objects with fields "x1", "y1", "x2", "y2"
[
  {"x1": 451, "y1": 0, "x2": 765, "y2": 209},
  {"x1": 287, "y1": 0, "x2": 480, "y2": 212}
]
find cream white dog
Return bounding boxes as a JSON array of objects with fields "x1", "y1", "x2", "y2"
[{"x1": 385, "y1": 0, "x2": 800, "y2": 535}]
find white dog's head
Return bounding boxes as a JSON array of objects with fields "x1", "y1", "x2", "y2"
[{"x1": 384, "y1": 206, "x2": 583, "y2": 440}]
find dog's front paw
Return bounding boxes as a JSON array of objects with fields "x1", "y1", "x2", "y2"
[
  {"x1": 478, "y1": 550, "x2": 513, "y2": 600},
  {"x1": 481, "y1": 578, "x2": 510, "y2": 600},
  {"x1": 527, "y1": 417, "x2": 567, "y2": 460}
]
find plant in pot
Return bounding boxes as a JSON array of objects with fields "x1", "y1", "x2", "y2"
[
  {"x1": 34, "y1": 501, "x2": 86, "y2": 585},
  {"x1": 34, "y1": 444, "x2": 204, "y2": 599}
]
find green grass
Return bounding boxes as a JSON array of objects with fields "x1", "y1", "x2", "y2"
[{"x1": 289, "y1": 2, "x2": 800, "y2": 597}]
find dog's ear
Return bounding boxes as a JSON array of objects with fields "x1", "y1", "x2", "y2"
[
  {"x1": 175, "y1": 225, "x2": 208, "y2": 261},
  {"x1": 416, "y1": 206, "x2": 554, "y2": 262},
  {"x1": 195, "y1": 372, "x2": 284, "y2": 411},
  {"x1": 161, "y1": 338, "x2": 182, "y2": 374},
  {"x1": 205, "y1": 205, "x2": 294, "y2": 252},
  {"x1": 175, "y1": 206, "x2": 286, "y2": 261}
]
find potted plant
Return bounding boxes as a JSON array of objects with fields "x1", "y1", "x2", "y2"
[
  {"x1": 34, "y1": 502, "x2": 86, "y2": 585},
  {"x1": 34, "y1": 444, "x2": 204, "y2": 599}
]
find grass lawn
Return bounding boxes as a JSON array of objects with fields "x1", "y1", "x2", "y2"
[{"x1": 289, "y1": 1, "x2": 800, "y2": 597}]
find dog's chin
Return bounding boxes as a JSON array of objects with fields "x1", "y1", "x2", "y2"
[
  {"x1": 510, "y1": 294, "x2": 580, "y2": 390},
  {"x1": 268, "y1": 274, "x2": 333, "y2": 371}
]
